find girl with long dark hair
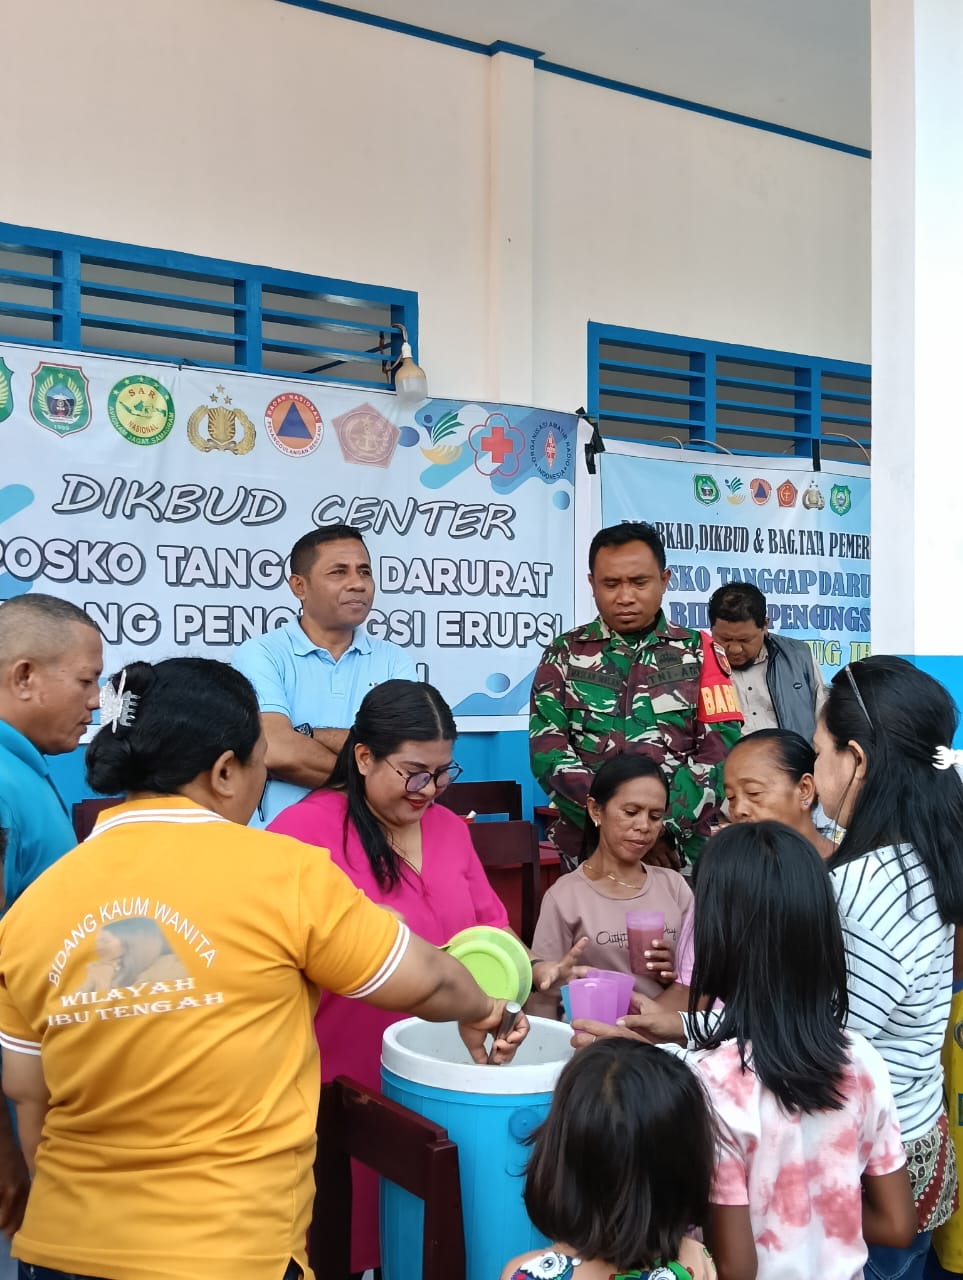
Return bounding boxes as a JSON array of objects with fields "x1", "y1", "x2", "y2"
[
  {"x1": 689, "y1": 821, "x2": 915, "y2": 1279},
  {"x1": 814, "y1": 656, "x2": 963, "y2": 1278}
]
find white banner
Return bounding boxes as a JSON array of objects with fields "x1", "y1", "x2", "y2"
[
  {"x1": 0, "y1": 344, "x2": 578, "y2": 728},
  {"x1": 595, "y1": 440, "x2": 871, "y2": 677}
]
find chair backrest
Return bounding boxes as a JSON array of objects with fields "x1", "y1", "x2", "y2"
[
  {"x1": 437, "y1": 779, "x2": 523, "y2": 821},
  {"x1": 469, "y1": 819, "x2": 541, "y2": 946},
  {"x1": 72, "y1": 797, "x2": 122, "y2": 841},
  {"x1": 311, "y1": 1075, "x2": 465, "y2": 1280}
]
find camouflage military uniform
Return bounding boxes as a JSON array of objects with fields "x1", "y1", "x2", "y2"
[{"x1": 530, "y1": 611, "x2": 742, "y2": 867}]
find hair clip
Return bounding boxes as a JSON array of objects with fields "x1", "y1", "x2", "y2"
[
  {"x1": 99, "y1": 668, "x2": 140, "y2": 733},
  {"x1": 933, "y1": 746, "x2": 963, "y2": 770}
]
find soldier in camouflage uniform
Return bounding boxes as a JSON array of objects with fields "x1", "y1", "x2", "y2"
[{"x1": 530, "y1": 521, "x2": 743, "y2": 868}]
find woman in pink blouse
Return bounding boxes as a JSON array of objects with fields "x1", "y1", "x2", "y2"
[{"x1": 270, "y1": 679, "x2": 579, "y2": 1278}]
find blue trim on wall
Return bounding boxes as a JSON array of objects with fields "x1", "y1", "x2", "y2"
[{"x1": 274, "y1": 0, "x2": 870, "y2": 158}]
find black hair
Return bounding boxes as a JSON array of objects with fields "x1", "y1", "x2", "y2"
[
  {"x1": 85, "y1": 659, "x2": 261, "y2": 796},
  {"x1": 688, "y1": 821, "x2": 849, "y2": 1114},
  {"x1": 582, "y1": 755, "x2": 669, "y2": 858},
  {"x1": 824, "y1": 655, "x2": 963, "y2": 924},
  {"x1": 0, "y1": 592, "x2": 101, "y2": 660},
  {"x1": 588, "y1": 522, "x2": 666, "y2": 573},
  {"x1": 327, "y1": 680, "x2": 456, "y2": 890},
  {"x1": 707, "y1": 582, "x2": 768, "y2": 629},
  {"x1": 727, "y1": 728, "x2": 816, "y2": 784},
  {"x1": 289, "y1": 524, "x2": 366, "y2": 578},
  {"x1": 524, "y1": 1039, "x2": 714, "y2": 1271}
]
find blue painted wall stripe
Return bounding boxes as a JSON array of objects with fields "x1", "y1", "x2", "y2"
[{"x1": 273, "y1": 0, "x2": 871, "y2": 159}]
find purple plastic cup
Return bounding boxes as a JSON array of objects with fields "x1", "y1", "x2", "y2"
[
  {"x1": 567, "y1": 977, "x2": 620, "y2": 1025},
  {"x1": 626, "y1": 910, "x2": 666, "y2": 976},
  {"x1": 585, "y1": 968, "x2": 635, "y2": 1018}
]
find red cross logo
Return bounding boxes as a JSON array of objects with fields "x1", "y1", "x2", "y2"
[{"x1": 481, "y1": 424, "x2": 516, "y2": 465}]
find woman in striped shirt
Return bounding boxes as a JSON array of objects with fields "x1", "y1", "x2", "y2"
[{"x1": 813, "y1": 655, "x2": 963, "y2": 1280}]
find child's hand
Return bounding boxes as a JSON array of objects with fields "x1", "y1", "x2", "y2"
[
  {"x1": 677, "y1": 1235, "x2": 716, "y2": 1279},
  {"x1": 620, "y1": 993, "x2": 688, "y2": 1045},
  {"x1": 644, "y1": 936, "x2": 677, "y2": 985}
]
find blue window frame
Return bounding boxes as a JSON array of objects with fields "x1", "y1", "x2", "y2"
[
  {"x1": 588, "y1": 322, "x2": 870, "y2": 464},
  {"x1": 0, "y1": 222, "x2": 418, "y2": 391}
]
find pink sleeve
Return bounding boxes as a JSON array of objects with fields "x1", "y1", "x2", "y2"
[
  {"x1": 858, "y1": 1045, "x2": 908, "y2": 1177},
  {"x1": 711, "y1": 1127, "x2": 751, "y2": 1206},
  {"x1": 268, "y1": 792, "x2": 345, "y2": 856}
]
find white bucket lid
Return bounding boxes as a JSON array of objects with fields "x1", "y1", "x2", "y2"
[{"x1": 382, "y1": 1016, "x2": 573, "y2": 1095}]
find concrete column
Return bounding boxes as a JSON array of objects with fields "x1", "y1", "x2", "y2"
[
  {"x1": 871, "y1": 0, "x2": 963, "y2": 705},
  {"x1": 487, "y1": 44, "x2": 539, "y2": 405}
]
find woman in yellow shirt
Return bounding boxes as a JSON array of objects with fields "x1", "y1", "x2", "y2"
[{"x1": 0, "y1": 657, "x2": 526, "y2": 1280}]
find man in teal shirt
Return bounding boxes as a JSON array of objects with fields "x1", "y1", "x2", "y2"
[{"x1": 0, "y1": 592, "x2": 102, "y2": 1252}]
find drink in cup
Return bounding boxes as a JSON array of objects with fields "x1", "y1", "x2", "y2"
[{"x1": 626, "y1": 910, "x2": 665, "y2": 975}]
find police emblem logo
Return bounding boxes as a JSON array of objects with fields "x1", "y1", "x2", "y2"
[
  {"x1": 802, "y1": 482, "x2": 825, "y2": 510},
  {"x1": 750, "y1": 477, "x2": 771, "y2": 505},
  {"x1": 776, "y1": 480, "x2": 798, "y2": 508},
  {"x1": 107, "y1": 375, "x2": 175, "y2": 446},
  {"x1": 29, "y1": 363, "x2": 91, "y2": 435},
  {"x1": 830, "y1": 484, "x2": 852, "y2": 517},
  {"x1": 264, "y1": 393, "x2": 323, "y2": 457},
  {"x1": 693, "y1": 474, "x2": 720, "y2": 506},
  {"x1": 0, "y1": 358, "x2": 13, "y2": 425},
  {"x1": 187, "y1": 385, "x2": 255, "y2": 455},
  {"x1": 332, "y1": 403, "x2": 399, "y2": 467}
]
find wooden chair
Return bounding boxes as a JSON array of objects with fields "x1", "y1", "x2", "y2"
[
  {"x1": 311, "y1": 1075, "x2": 465, "y2": 1280},
  {"x1": 71, "y1": 797, "x2": 122, "y2": 841},
  {"x1": 468, "y1": 819, "x2": 541, "y2": 946},
  {"x1": 437, "y1": 779, "x2": 523, "y2": 821}
]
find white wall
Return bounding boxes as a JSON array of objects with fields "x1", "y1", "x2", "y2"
[{"x1": 3, "y1": 0, "x2": 869, "y2": 410}]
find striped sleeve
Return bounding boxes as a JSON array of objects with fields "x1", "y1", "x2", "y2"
[
  {"x1": 0, "y1": 1029, "x2": 41, "y2": 1057},
  {"x1": 0, "y1": 917, "x2": 42, "y2": 1056}
]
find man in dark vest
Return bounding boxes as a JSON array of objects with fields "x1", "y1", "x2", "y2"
[{"x1": 708, "y1": 582, "x2": 825, "y2": 743}]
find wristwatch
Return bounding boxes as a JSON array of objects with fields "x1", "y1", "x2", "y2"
[{"x1": 293, "y1": 722, "x2": 313, "y2": 737}]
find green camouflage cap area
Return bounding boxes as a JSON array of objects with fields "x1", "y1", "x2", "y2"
[{"x1": 530, "y1": 612, "x2": 742, "y2": 865}]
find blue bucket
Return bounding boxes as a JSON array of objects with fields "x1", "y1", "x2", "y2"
[{"x1": 380, "y1": 1016, "x2": 573, "y2": 1280}]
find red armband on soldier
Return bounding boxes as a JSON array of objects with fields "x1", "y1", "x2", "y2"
[{"x1": 697, "y1": 632, "x2": 744, "y2": 725}]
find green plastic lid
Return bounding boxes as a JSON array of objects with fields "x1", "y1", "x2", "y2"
[{"x1": 443, "y1": 926, "x2": 533, "y2": 1004}]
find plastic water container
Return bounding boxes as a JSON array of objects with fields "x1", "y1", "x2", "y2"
[{"x1": 381, "y1": 1016, "x2": 573, "y2": 1280}]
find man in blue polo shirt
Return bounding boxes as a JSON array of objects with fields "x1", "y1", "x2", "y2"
[
  {"x1": 0, "y1": 591, "x2": 103, "y2": 1263},
  {"x1": 233, "y1": 524, "x2": 417, "y2": 824}
]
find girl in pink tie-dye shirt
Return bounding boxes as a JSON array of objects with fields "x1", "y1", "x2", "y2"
[{"x1": 687, "y1": 822, "x2": 918, "y2": 1280}]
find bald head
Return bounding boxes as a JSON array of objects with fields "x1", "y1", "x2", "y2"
[
  {"x1": 0, "y1": 594, "x2": 103, "y2": 754},
  {"x1": 0, "y1": 593, "x2": 100, "y2": 665}
]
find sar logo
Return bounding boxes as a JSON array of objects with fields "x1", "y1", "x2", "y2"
[
  {"x1": 107, "y1": 375, "x2": 175, "y2": 446},
  {"x1": 29, "y1": 363, "x2": 91, "y2": 435},
  {"x1": 693, "y1": 474, "x2": 720, "y2": 506},
  {"x1": 725, "y1": 477, "x2": 746, "y2": 506},
  {"x1": 187, "y1": 386, "x2": 256, "y2": 455},
  {"x1": 830, "y1": 484, "x2": 852, "y2": 517},
  {"x1": 264, "y1": 392, "x2": 323, "y2": 457},
  {"x1": 776, "y1": 480, "x2": 798, "y2": 508},
  {"x1": 332, "y1": 403, "x2": 400, "y2": 467},
  {"x1": 750, "y1": 478, "x2": 771, "y2": 505},
  {"x1": 0, "y1": 359, "x2": 13, "y2": 424},
  {"x1": 802, "y1": 482, "x2": 825, "y2": 511}
]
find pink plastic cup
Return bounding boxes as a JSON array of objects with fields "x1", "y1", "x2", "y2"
[
  {"x1": 567, "y1": 977, "x2": 620, "y2": 1025},
  {"x1": 585, "y1": 968, "x2": 635, "y2": 1018},
  {"x1": 626, "y1": 910, "x2": 665, "y2": 976}
]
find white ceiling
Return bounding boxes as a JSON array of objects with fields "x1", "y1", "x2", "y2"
[{"x1": 342, "y1": 0, "x2": 871, "y2": 149}]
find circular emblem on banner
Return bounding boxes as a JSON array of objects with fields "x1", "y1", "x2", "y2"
[
  {"x1": 333, "y1": 403, "x2": 400, "y2": 468},
  {"x1": 264, "y1": 392, "x2": 323, "y2": 457},
  {"x1": 107, "y1": 375, "x2": 175, "y2": 446},
  {"x1": 528, "y1": 419, "x2": 572, "y2": 482}
]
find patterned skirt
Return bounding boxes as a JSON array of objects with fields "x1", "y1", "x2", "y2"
[{"x1": 910, "y1": 1111, "x2": 959, "y2": 1232}]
